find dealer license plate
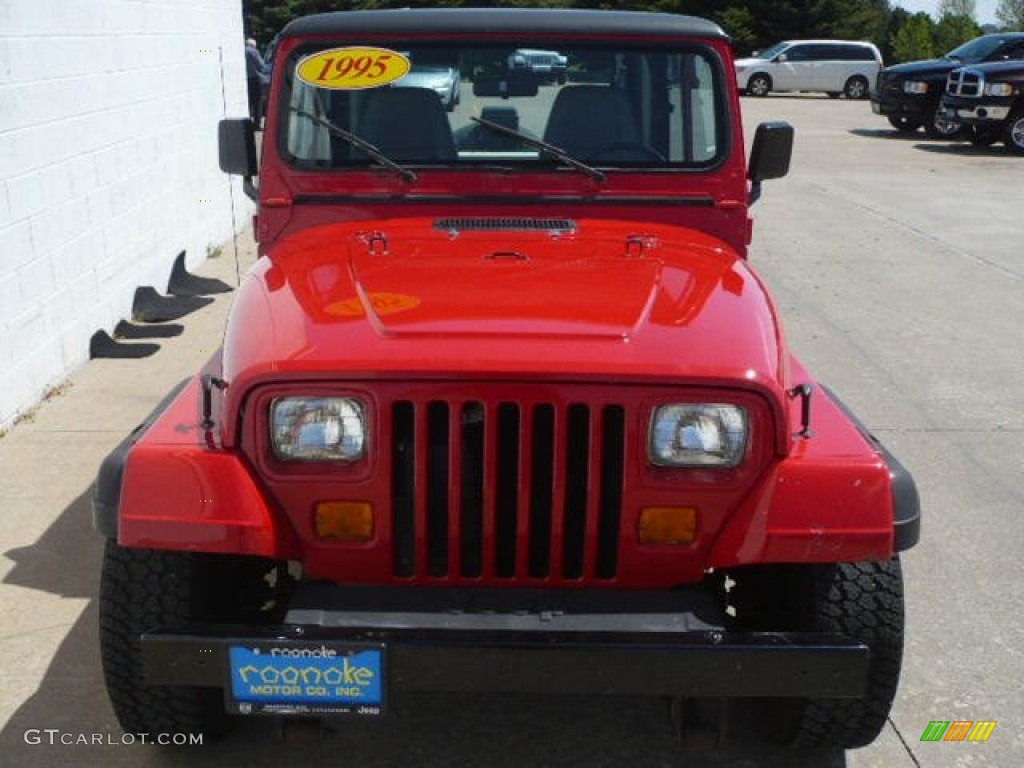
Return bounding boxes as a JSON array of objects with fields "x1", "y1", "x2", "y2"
[{"x1": 226, "y1": 641, "x2": 385, "y2": 716}]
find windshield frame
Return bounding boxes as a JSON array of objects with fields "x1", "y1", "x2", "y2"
[{"x1": 274, "y1": 37, "x2": 733, "y2": 177}]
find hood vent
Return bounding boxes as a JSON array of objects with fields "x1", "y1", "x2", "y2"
[{"x1": 434, "y1": 217, "x2": 577, "y2": 234}]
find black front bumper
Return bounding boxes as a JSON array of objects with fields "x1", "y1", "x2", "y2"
[
  {"x1": 871, "y1": 93, "x2": 931, "y2": 120},
  {"x1": 141, "y1": 586, "x2": 869, "y2": 701}
]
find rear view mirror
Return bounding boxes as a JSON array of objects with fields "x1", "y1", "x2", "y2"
[
  {"x1": 748, "y1": 121, "x2": 794, "y2": 204},
  {"x1": 472, "y1": 73, "x2": 540, "y2": 99},
  {"x1": 218, "y1": 119, "x2": 258, "y2": 201}
]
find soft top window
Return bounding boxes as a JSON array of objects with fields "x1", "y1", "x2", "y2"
[{"x1": 280, "y1": 41, "x2": 727, "y2": 173}]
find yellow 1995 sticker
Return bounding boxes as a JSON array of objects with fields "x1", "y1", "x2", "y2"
[{"x1": 296, "y1": 47, "x2": 411, "y2": 90}]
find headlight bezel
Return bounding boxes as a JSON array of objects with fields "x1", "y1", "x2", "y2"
[
  {"x1": 648, "y1": 403, "x2": 750, "y2": 469},
  {"x1": 242, "y1": 385, "x2": 378, "y2": 482}
]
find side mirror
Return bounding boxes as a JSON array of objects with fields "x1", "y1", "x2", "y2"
[
  {"x1": 748, "y1": 121, "x2": 794, "y2": 204},
  {"x1": 776, "y1": 53, "x2": 788, "y2": 63},
  {"x1": 218, "y1": 119, "x2": 258, "y2": 201}
]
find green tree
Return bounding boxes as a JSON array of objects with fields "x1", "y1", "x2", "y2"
[
  {"x1": 880, "y1": 7, "x2": 910, "y2": 62},
  {"x1": 891, "y1": 12, "x2": 936, "y2": 62},
  {"x1": 995, "y1": 0, "x2": 1024, "y2": 29},
  {"x1": 718, "y1": 6, "x2": 759, "y2": 54},
  {"x1": 934, "y1": 14, "x2": 981, "y2": 54},
  {"x1": 938, "y1": 0, "x2": 976, "y2": 18}
]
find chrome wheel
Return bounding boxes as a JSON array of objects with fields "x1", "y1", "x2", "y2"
[
  {"x1": 1006, "y1": 114, "x2": 1024, "y2": 154},
  {"x1": 844, "y1": 76, "x2": 868, "y2": 100},
  {"x1": 747, "y1": 74, "x2": 771, "y2": 97}
]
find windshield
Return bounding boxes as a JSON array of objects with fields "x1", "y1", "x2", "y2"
[
  {"x1": 945, "y1": 36, "x2": 1004, "y2": 62},
  {"x1": 281, "y1": 41, "x2": 727, "y2": 172}
]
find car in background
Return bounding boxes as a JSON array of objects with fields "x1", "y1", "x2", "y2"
[
  {"x1": 396, "y1": 64, "x2": 461, "y2": 111},
  {"x1": 872, "y1": 32, "x2": 1024, "y2": 138},
  {"x1": 735, "y1": 40, "x2": 881, "y2": 99},
  {"x1": 942, "y1": 60, "x2": 1024, "y2": 152},
  {"x1": 510, "y1": 48, "x2": 568, "y2": 83}
]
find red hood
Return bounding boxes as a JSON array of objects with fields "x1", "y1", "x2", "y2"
[{"x1": 223, "y1": 217, "x2": 786, "y2": 397}]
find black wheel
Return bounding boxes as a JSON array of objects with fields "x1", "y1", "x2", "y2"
[
  {"x1": 843, "y1": 76, "x2": 869, "y2": 100},
  {"x1": 925, "y1": 102, "x2": 963, "y2": 139},
  {"x1": 726, "y1": 558, "x2": 905, "y2": 750},
  {"x1": 100, "y1": 540, "x2": 290, "y2": 737},
  {"x1": 827, "y1": 92, "x2": 841, "y2": 99},
  {"x1": 887, "y1": 115, "x2": 921, "y2": 133},
  {"x1": 747, "y1": 74, "x2": 771, "y2": 97},
  {"x1": 1004, "y1": 111, "x2": 1024, "y2": 154},
  {"x1": 969, "y1": 125, "x2": 1000, "y2": 147},
  {"x1": 789, "y1": 559, "x2": 904, "y2": 749}
]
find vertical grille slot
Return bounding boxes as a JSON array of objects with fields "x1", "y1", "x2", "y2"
[
  {"x1": 426, "y1": 402, "x2": 450, "y2": 576},
  {"x1": 460, "y1": 402, "x2": 485, "y2": 578},
  {"x1": 390, "y1": 393, "x2": 625, "y2": 583},
  {"x1": 562, "y1": 404, "x2": 590, "y2": 579},
  {"x1": 495, "y1": 403, "x2": 520, "y2": 578},
  {"x1": 391, "y1": 402, "x2": 416, "y2": 577},
  {"x1": 528, "y1": 404, "x2": 555, "y2": 578},
  {"x1": 597, "y1": 405, "x2": 626, "y2": 579}
]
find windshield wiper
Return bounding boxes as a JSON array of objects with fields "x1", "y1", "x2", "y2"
[
  {"x1": 292, "y1": 108, "x2": 417, "y2": 183},
  {"x1": 469, "y1": 116, "x2": 606, "y2": 183}
]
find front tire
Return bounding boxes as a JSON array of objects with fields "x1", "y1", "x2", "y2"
[
  {"x1": 1003, "y1": 110, "x2": 1024, "y2": 154},
  {"x1": 100, "y1": 541, "x2": 289, "y2": 737},
  {"x1": 925, "y1": 102, "x2": 963, "y2": 139},
  {"x1": 970, "y1": 125, "x2": 1001, "y2": 147},
  {"x1": 747, "y1": 74, "x2": 771, "y2": 97},
  {"x1": 843, "y1": 76, "x2": 869, "y2": 100},
  {"x1": 727, "y1": 558, "x2": 905, "y2": 750},
  {"x1": 789, "y1": 559, "x2": 905, "y2": 749}
]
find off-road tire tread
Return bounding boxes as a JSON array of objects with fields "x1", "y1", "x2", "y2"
[
  {"x1": 790, "y1": 559, "x2": 904, "y2": 749},
  {"x1": 100, "y1": 541, "x2": 232, "y2": 738}
]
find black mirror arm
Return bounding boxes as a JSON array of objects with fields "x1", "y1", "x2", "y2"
[
  {"x1": 242, "y1": 177, "x2": 258, "y2": 202},
  {"x1": 748, "y1": 181, "x2": 762, "y2": 206}
]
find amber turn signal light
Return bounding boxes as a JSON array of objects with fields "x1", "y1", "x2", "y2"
[
  {"x1": 315, "y1": 501, "x2": 374, "y2": 542},
  {"x1": 638, "y1": 506, "x2": 697, "y2": 545}
]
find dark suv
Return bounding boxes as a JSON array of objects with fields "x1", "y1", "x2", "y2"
[
  {"x1": 942, "y1": 60, "x2": 1024, "y2": 152},
  {"x1": 872, "y1": 33, "x2": 1024, "y2": 138}
]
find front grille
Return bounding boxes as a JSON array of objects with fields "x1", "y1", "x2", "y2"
[
  {"x1": 877, "y1": 72, "x2": 902, "y2": 95},
  {"x1": 390, "y1": 398, "x2": 626, "y2": 582},
  {"x1": 947, "y1": 68, "x2": 983, "y2": 97},
  {"x1": 434, "y1": 217, "x2": 577, "y2": 234}
]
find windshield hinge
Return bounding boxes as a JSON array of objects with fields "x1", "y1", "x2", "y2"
[{"x1": 625, "y1": 235, "x2": 656, "y2": 258}]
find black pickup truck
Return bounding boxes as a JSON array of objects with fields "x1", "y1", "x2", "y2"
[
  {"x1": 942, "y1": 60, "x2": 1024, "y2": 152},
  {"x1": 872, "y1": 33, "x2": 1024, "y2": 138}
]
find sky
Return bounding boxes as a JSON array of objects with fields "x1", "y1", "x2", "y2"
[{"x1": 894, "y1": 1, "x2": 999, "y2": 25}]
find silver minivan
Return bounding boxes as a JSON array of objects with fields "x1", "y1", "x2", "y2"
[{"x1": 735, "y1": 40, "x2": 882, "y2": 99}]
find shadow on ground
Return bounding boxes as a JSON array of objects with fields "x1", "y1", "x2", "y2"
[{"x1": 1, "y1": 487, "x2": 846, "y2": 768}]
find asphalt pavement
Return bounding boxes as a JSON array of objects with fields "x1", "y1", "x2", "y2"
[{"x1": 0, "y1": 94, "x2": 1021, "y2": 767}]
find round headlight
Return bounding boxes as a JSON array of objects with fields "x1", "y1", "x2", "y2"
[
  {"x1": 649, "y1": 404, "x2": 748, "y2": 468},
  {"x1": 271, "y1": 397, "x2": 366, "y2": 461}
]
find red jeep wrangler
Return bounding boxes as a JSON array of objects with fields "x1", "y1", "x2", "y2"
[{"x1": 94, "y1": 8, "x2": 919, "y2": 750}]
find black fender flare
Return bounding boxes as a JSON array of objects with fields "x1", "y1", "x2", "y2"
[{"x1": 92, "y1": 378, "x2": 190, "y2": 539}]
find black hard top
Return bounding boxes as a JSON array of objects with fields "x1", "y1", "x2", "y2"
[{"x1": 281, "y1": 8, "x2": 726, "y2": 42}]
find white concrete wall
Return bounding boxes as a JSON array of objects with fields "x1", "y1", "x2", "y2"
[{"x1": 0, "y1": 0, "x2": 251, "y2": 428}]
